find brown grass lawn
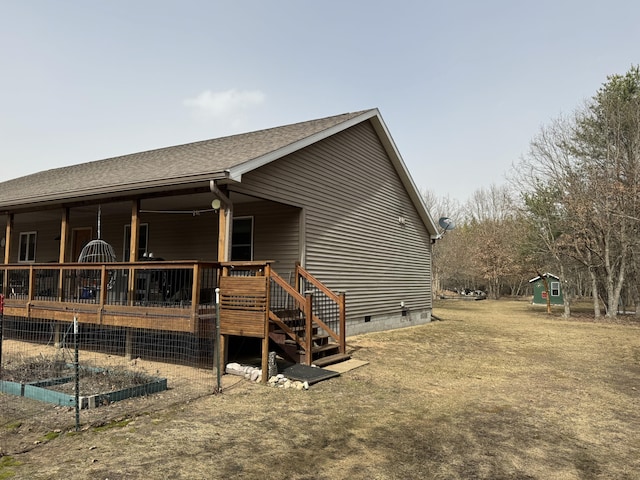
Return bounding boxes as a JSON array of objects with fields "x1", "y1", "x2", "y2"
[{"x1": 2, "y1": 299, "x2": 640, "y2": 479}]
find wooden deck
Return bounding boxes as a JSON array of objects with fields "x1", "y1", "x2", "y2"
[
  {"x1": 1, "y1": 261, "x2": 218, "y2": 335},
  {"x1": 1, "y1": 260, "x2": 348, "y2": 380}
]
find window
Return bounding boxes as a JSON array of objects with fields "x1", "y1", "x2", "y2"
[
  {"x1": 19, "y1": 232, "x2": 37, "y2": 262},
  {"x1": 550, "y1": 281, "x2": 560, "y2": 297},
  {"x1": 123, "y1": 224, "x2": 149, "y2": 261},
  {"x1": 231, "y1": 217, "x2": 253, "y2": 261}
]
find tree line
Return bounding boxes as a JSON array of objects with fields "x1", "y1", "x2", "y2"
[{"x1": 426, "y1": 65, "x2": 640, "y2": 318}]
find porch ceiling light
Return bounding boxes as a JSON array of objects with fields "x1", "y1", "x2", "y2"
[{"x1": 209, "y1": 180, "x2": 231, "y2": 210}]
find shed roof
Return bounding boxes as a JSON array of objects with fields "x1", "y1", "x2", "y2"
[{"x1": 528, "y1": 273, "x2": 560, "y2": 283}]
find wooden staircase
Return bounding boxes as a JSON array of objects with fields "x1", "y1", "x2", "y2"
[
  {"x1": 268, "y1": 267, "x2": 349, "y2": 367},
  {"x1": 269, "y1": 307, "x2": 349, "y2": 367},
  {"x1": 218, "y1": 262, "x2": 349, "y2": 380}
]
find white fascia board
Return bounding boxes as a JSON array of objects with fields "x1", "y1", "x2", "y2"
[{"x1": 226, "y1": 110, "x2": 380, "y2": 182}]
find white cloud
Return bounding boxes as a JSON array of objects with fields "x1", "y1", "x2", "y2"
[{"x1": 183, "y1": 88, "x2": 266, "y2": 125}]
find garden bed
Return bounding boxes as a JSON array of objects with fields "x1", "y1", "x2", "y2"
[{"x1": 0, "y1": 355, "x2": 167, "y2": 409}]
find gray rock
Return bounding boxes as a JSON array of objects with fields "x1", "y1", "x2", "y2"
[{"x1": 225, "y1": 363, "x2": 244, "y2": 376}]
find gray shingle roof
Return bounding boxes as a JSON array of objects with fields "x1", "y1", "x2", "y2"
[{"x1": 0, "y1": 110, "x2": 372, "y2": 208}]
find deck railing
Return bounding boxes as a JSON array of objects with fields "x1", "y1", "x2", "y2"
[
  {"x1": 1, "y1": 261, "x2": 346, "y2": 364},
  {"x1": 218, "y1": 261, "x2": 347, "y2": 365},
  {"x1": 2, "y1": 262, "x2": 218, "y2": 306},
  {"x1": 0, "y1": 262, "x2": 219, "y2": 334}
]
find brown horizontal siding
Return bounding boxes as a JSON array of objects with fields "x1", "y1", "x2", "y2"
[
  {"x1": 9, "y1": 211, "x2": 62, "y2": 263},
  {"x1": 235, "y1": 120, "x2": 432, "y2": 325},
  {"x1": 137, "y1": 213, "x2": 218, "y2": 261},
  {"x1": 234, "y1": 201, "x2": 300, "y2": 275},
  {"x1": 5, "y1": 204, "x2": 220, "y2": 264}
]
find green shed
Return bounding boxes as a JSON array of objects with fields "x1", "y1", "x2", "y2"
[{"x1": 529, "y1": 273, "x2": 564, "y2": 306}]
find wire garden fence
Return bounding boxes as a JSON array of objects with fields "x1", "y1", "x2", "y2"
[{"x1": 0, "y1": 293, "x2": 223, "y2": 433}]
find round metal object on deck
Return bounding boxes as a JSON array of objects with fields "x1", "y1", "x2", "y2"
[
  {"x1": 77, "y1": 239, "x2": 117, "y2": 291},
  {"x1": 77, "y1": 239, "x2": 117, "y2": 264}
]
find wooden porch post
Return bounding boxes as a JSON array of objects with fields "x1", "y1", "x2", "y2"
[
  {"x1": 216, "y1": 194, "x2": 232, "y2": 372},
  {"x1": 2, "y1": 214, "x2": 11, "y2": 297},
  {"x1": 126, "y1": 200, "x2": 140, "y2": 360},
  {"x1": 58, "y1": 208, "x2": 69, "y2": 299},
  {"x1": 190, "y1": 263, "x2": 200, "y2": 328},
  {"x1": 129, "y1": 199, "x2": 140, "y2": 262},
  {"x1": 127, "y1": 200, "x2": 140, "y2": 304},
  {"x1": 4, "y1": 214, "x2": 12, "y2": 264},
  {"x1": 52, "y1": 208, "x2": 70, "y2": 347},
  {"x1": 58, "y1": 208, "x2": 69, "y2": 264},
  {"x1": 261, "y1": 263, "x2": 271, "y2": 383},
  {"x1": 217, "y1": 203, "x2": 231, "y2": 263}
]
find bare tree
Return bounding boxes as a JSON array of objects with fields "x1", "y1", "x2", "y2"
[
  {"x1": 569, "y1": 67, "x2": 640, "y2": 316},
  {"x1": 513, "y1": 118, "x2": 580, "y2": 316},
  {"x1": 513, "y1": 66, "x2": 640, "y2": 317},
  {"x1": 462, "y1": 185, "x2": 527, "y2": 299},
  {"x1": 422, "y1": 189, "x2": 464, "y2": 296}
]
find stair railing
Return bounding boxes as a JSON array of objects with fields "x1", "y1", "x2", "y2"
[
  {"x1": 295, "y1": 264, "x2": 346, "y2": 354},
  {"x1": 220, "y1": 262, "x2": 346, "y2": 365},
  {"x1": 269, "y1": 270, "x2": 309, "y2": 350}
]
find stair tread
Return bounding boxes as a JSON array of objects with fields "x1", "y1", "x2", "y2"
[
  {"x1": 271, "y1": 309, "x2": 303, "y2": 319},
  {"x1": 272, "y1": 322, "x2": 314, "y2": 329},
  {"x1": 312, "y1": 343, "x2": 340, "y2": 353},
  {"x1": 311, "y1": 353, "x2": 351, "y2": 368}
]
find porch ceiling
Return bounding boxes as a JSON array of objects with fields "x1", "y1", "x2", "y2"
[{"x1": 3, "y1": 191, "x2": 265, "y2": 224}]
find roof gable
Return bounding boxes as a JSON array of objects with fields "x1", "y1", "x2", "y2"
[
  {"x1": 529, "y1": 273, "x2": 560, "y2": 283},
  {"x1": 0, "y1": 109, "x2": 438, "y2": 235}
]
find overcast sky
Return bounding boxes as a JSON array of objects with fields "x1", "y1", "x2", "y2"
[{"x1": 1, "y1": 1, "x2": 639, "y2": 204}]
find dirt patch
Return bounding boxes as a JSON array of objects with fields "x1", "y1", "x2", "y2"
[
  {"x1": 2, "y1": 300, "x2": 640, "y2": 479},
  {"x1": 1, "y1": 355, "x2": 70, "y2": 384},
  {"x1": 1, "y1": 355, "x2": 157, "y2": 396}
]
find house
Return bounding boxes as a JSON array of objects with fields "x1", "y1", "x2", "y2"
[
  {"x1": 0, "y1": 109, "x2": 439, "y2": 376},
  {"x1": 529, "y1": 273, "x2": 564, "y2": 306}
]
